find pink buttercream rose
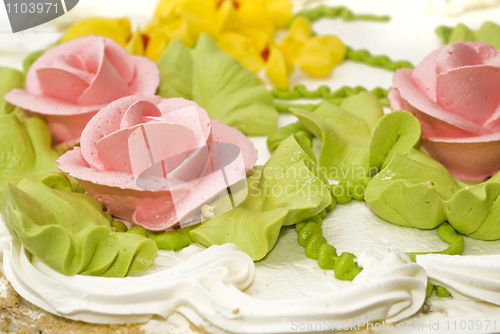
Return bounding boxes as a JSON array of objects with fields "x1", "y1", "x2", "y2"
[
  {"x1": 58, "y1": 95, "x2": 258, "y2": 231},
  {"x1": 389, "y1": 41, "x2": 500, "y2": 181},
  {"x1": 5, "y1": 36, "x2": 160, "y2": 145}
]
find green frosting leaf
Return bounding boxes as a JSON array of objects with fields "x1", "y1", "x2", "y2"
[
  {"x1": 365, "y1": 137, "x2": 500, "y2": 240},
  {"x1": 0, "y1": 67, "x2": 25, "y2": 119},
  {"x1": 291, "y1": 92, "x2": 384, "y2": 181},
  {"x1": 0, "y1": 179, "x2": 158, "y2": 277},
  {"x1": 368, "y1": 110, "x2": 421, "y2": 171},
  {"x1": 0, "y1": 115, "x2": 61, "y2": 188},
  {"x1": 157, "y1": 33, "x2": 278, "y2": 135},
  {"x1": 266, "y1": 121, "x2": 313, "y2": 153},
  {"x1": 190, "y1": 135, "x2": 332, "y2": 260},
  {"x1": 436, "y1": 21, "x2": 500, "y2": 49}
]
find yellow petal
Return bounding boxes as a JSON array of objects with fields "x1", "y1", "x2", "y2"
[
  {"x1": 236, "y1": 0, "x2": 274, "y2": 48},
  {"x1": 295, "y1": 35, "x2": 346, "y2": 77},
  {"x1": 265, "y1": 48, "x2": 291, "y2": 90},
  {"x1": 61, "y1": 17, "x2": 131, "y2": 46},
  {"x1": 161, "y1": 17, "x2": 196, "y2": 47},
  {"x1": 145, "y1": 29, "x2": 170, "y2": 61},
  {"x1": 242, "y1": 28, "x2": 272, "y2": 53},
  {"x1": 287, "y1": 17, "x2": 312, "y2": 42},
  {"x1": 215, "y1": 0, "x2": 240, "y2": 36},
  {"x1": 177, "y1": 0, "x2": 218, "y2": 40},
  {"x1": 238, "y1": 0, "x2": 273, "y2": 30},
  {"x1": 217, "y1": 33, "x2": 265, "y2": 72},
  {"x1": 126, "y1": 31, "x2": 145, "y2": 55},
  {"x1": 277, "y1": 17, "x2": 312, "y2": 62},
  {"x1": 153, "y1": 0, "x2": 181, "y2": 20},
  {"x1": 265, "y1": 0, "x2": 293, "y2": 29}
]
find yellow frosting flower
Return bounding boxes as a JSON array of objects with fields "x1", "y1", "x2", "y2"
[
  {"x1": 60, "y1": 0, "x2": 345, "y2": 89},
  {"x1": 277, "y1": 17, "x2": 346, "y2": 78},
  {"x1": 217, "y1": 33, "x2": 265, "y2": 72},
  {"x1": 145, "y1": 29, "x2": 170, "y2": 61},
  {"x1": 264, "y1": 0, "x2": 294, "y2": 29},
  {"x1": 61, "y1": 17, "x2": 132, "y2": 47},
  {"x1": 265, "y1": 47, "x2": 293, "y2": 90},
  {"x1": 125, "y1": 31, "x2": 145, "y2": 56},
  {"x1": 295, "y1": 35, "x2": 346, "y2": 77}
]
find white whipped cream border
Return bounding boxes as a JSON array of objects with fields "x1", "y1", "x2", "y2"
[{"x1": 0, "y1": 217, "x2": 427, "y2": 332}]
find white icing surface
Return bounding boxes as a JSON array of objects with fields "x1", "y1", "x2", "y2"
[
  {"x1": 2, "y1": 0, "x2": 500, "y2": 333},
  {"x1": 0, "y1": 216, "x2": 426, "y2": 332}
]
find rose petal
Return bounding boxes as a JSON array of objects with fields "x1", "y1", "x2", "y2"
[
  {"x1": 436, "y1": 65, "x2": 500, "y2": 127},
  {"x1": 97, "y1": 125, "x2": 152, "y2": 173},
  {"x1": 157, "y1": 98, "x2": 212, "y2": 146},
  {"x1": 102, "y1": 37, "x2": 135, "y2": 83},
  {"x1": 96, "y1": 121, "x2": 196, "y2": 175},
  {"x1": 436, "y1": 42, "x2": 483, "y2": 74},
  {"x1": 470, "y1": 42, "x2": 500, "y2": 67},
  {"x1": 411, "y1": 48, "x2": 439, "y2": 102},
  {"x1": 209, "y1": 120, "x2": 258, "y2": 171},
  {"x1": 77, "y1": 54, "x2": 134, "y2": 105},
  {"x1": 393, "y1": 68, "x2": 491, "y2": 138},
  {"x1": 23, "y1": 37, "x2": 102, "y2": 97},
  {"x1": 388, "y1": 88, "x2": 406, "y2": 111},
  {"x1": 36, "y1": 67, "x2": 89, "y2": 104},
  {"x1": 80, "y1": 95, "x2": 165, "y2": 170},
  {"x1": 422, "y1": 132, "x2": 500, "y2": 181},
  {"x1": 133, "y1": 142, "x2": 249, "y2": 231},
  {"x1": 120, "y1": 100, "x2": 162, "y2": 128}
]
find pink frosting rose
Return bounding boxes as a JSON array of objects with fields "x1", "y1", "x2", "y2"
[
  {"x1": 58, "y1": 95, "x2": 258, "y2": 231},
  {"x1": 5, "y1": 36, "x2": 160, "y2": 145},
  {"x1": 389, "y1": 41, "x2": 500, "y2": 181}
]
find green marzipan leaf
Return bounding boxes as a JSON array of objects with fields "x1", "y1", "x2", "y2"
[
  {"x1": 0, "y1": 115, "x2": 60, "y2": 188},
  {"x1": 365, "y1": 111, "x2": 500, "y2": 240},
  {"x1": 0, "y1": 67, "x2": 25, "y2": 119},
  {"x1": 157, "y1": 33, "x2": 278, "y2": 135},
  {"x1": 436, "y1": 21, "x2": 500, "y2": 49},
  {"x1": 291, "y1": 92, "x2": 384, "y2": 181},
  {"x1": 190, "y1": 135, "x2": 332, "y2": 261},
  {"x1": 0, "y1": 179, "x2": 158, "y2": 277}
]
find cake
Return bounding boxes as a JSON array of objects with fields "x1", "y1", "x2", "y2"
[{"x1": 1, "y1": 0, "x2": 500, "y2": 333}]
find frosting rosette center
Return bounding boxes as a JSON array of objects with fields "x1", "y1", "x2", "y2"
[
  {"x1": 5, "y1": 36, "x2": 160, "y2": 145},
  {"x1": 58, "y1": 95, "x2": 258, "y2": 231},
  {"x1": 389, "y1": 41, "x2": 500, "y2": 181}
]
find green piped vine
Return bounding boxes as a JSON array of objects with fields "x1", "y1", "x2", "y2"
[
  {"x1": 295, "y1": 211, "x2": 363, "y2": 281},
  {"x1": 272, "y1": 85, "x2": 390, "y2": 114},
  {"x1": 293, "y1": 179, "x2": 369, "y2": 281},
  {"x1": 345, "y1": 46, "x2": 415, "y2": 71},
  {"x1": 272, "y1": 84, "x2": 390, "y2": 101},
  {"x1": 128, "y1": 225, "x2": 196, "y2": 251},
  {"x1": 406, "y1": 223, "x2": 464, "y2": 262},
  {"x1": 295, "y1": 5, "x2": 390, "y2": 22}
]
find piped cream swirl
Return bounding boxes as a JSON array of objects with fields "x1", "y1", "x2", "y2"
[
  {"x1": 417, "y1": 253, "x2": 500, "y2": 305},
  {"x1": 0, "y1": 218, "x2": 427, "y2": 332}
]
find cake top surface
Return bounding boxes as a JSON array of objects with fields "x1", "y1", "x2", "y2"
[{"x1": 1, "y1": 0, "x2": 500, "y2": 333}]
